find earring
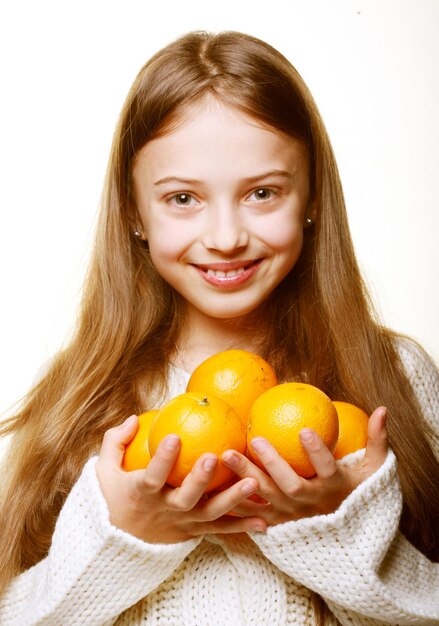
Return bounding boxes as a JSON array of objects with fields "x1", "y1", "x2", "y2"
[
  {"x1": 134, "y1": 228, "x2": 143, "y2": 238},
  {"x1": 305, "y1": 216, "x2": 314, "y2": 227}
]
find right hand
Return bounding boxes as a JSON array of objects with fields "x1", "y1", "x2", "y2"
[{"x1": 95, "y1": 415, "x2": 268, "y2": 544}]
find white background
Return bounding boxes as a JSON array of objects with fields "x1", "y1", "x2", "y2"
[{"x1": 1, "y1": 0, "x2": 438, "y2": 419}]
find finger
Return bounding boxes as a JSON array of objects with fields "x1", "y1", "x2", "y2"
[
  {"x1": 199, "y1": 477, "x2": 260, "y2": 521},
  {"x1": 222, "y1": 448, "x2": 276, "y2": 496},
  {"x1": 247, "y1": 438, "x2": 305, "y2": 496},
  {"x1": 298, "y1": 429, "x2": 338, "y2": 479},
  {"x1": 221, "y1": 449, "x2": 290, "y2": 508},
  {"x1": 198, "y1": 515, "x2": 267, "y2": 535},
  {"x1": 141, "y1": 434, "x2": 181, "y2": 490},
  {"x1": 364, "y1": 406, "x2": 388, "y2": 469},
  {"x1": 169, "y1": 454, "x2": 219, "y2": 510},
  {"x1": 99, "y1": 415, "x2": 139, "y2": 468},
  {"x1": 229, "y1": 499, "x2": 272, "y2": 518}
]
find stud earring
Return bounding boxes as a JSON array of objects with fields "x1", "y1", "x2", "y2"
[
  {"x1": 305, "y1": 216, "x2": 314, "y2": 227},
  {"x1": 134, "y1": 228, "x2": 143, "y2": 238}
]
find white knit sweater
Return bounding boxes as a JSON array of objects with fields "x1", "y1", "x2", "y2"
[{"x1": 1, "y1": 340, "x2": 438, "y2": 625}]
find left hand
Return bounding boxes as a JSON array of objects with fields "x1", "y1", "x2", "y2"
[{"x1": 222, "y1": 406, "x2": 388, "y2": 525}]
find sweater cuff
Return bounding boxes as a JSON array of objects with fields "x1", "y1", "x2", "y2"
[
  {"x1": 250, "y1": 450, "x2": 402, "y2": 584},
  {"x1": 29, "y1": 457, "x2": 200, "y2": 624},
  {"x1": 83, "y1": 456, "x2": 201, "y2": 554}
]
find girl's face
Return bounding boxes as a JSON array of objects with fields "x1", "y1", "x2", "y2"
[{"x1": 132, "y1": 96, "x2": 312, "y2": 322}]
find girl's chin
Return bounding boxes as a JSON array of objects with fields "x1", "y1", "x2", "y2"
[{"x1": 184, "y1": 300, "x2": 269, "y2": 326}]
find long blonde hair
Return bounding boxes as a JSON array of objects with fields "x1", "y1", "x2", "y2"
[{"x1": 1, "y1": 32, "x2": 438, "y2": 614}]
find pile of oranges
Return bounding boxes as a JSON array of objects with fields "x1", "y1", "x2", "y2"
[{"x1": 123, "y1": 349, "x2": 369, "y2": 491}]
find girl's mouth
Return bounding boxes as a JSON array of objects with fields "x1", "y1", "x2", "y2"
[{"x1": 192, "y1": 259, "x2": 263, "y2": 287}]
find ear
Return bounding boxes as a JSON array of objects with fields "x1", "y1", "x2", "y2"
[
  {"x1": 130, "y1": 217, "x2": 147, "y2": 240},
  {"x1": 304, "y1": 203, "x2": 317, "y2": 227},
  {"x1": 133, "y1": 227, "x2": 147, "y2": 240},
  {"x1": 128, "y1": 199, "x2": 148, "y2": 241}
]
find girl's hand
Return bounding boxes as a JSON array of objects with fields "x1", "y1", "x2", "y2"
[
  {"x1": 95, "y1": 415, "x2": 267, "y2": 544},
  {"x1": 222, "y1": 407, "x2": 388, "y2": 525}
]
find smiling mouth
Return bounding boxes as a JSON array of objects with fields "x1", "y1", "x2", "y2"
[
  {"x1": 206, "y1": 266, "x2": 245, "y2": 278},
  {"x1": 192, "y1": 259, "x2": 263, "y2": 285}
]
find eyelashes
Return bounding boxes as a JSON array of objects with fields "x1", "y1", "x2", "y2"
[
  {"x1": 247, "y1": 188, "x2": 276, "y2": 202},
  {"x1": 170, "y1": 192, "x2": 198, "y2": 207},
  {"x1": 167, "y1": 187, "x2": 278, "y2": 208}
]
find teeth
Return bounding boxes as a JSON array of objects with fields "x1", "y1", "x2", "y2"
[{"x1": 206, "y1": 267, "x2": 246, "y2": 278}]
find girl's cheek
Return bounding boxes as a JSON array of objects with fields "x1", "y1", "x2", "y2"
[
  {"x1": 257, "y1": 220, "x2": 303, "y2": 250},
  {"x1": 148, "y1": 228, "x2": 196, "y2": 263}
]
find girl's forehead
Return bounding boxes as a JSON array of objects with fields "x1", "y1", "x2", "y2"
[
  {"x1": 155, "y1": 94, "x2": 301, "y2": 148},
  {"x1": 134, "y1": 95, "x2": 308, "y2": 171}
]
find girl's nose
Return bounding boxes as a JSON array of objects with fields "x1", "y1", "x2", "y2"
[{"x1": 202, "y1": 204, "x2": 249, "y2": 254}]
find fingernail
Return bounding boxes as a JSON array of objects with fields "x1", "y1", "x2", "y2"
[
  {"x1": 241, "y1": 481, "x2": 256, "y2": 495},
  {"x1": 164, "y1": 434, "x2": 180, "y2": 450},
  {"x1": 378, "y1": 407, "x2": 387, "y2": 422},
  {"x1": 299, "y1": 428, "x2": 315, "y2": 443},
  {"x1": 252, "y1": 522, "x2": 266, "y2": 532},
  {"x1": 223, "y1": 451, "x2": 239, "y2": 467},
  {"x1": 203, "y1": 456, "x2": 217, "y2": 472},
  {"x1": 251, "y1": 438, "x2": 267, "y2": 453}
]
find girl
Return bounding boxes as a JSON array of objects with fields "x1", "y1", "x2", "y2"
[{"x1": 0, "y1": 30, "x2": 438, "y2": 626}]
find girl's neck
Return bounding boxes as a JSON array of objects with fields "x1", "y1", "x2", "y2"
[{"x1": 172, "y1": 306, "x2": 267, "y2": 373}]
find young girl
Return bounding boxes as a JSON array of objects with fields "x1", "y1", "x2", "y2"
[{"x1": 0, "y1": 30, "x2": 438, "y2": 626}]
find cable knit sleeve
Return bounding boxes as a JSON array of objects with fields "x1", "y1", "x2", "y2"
[
  {"x1": 251, "y1": 339, "x2": 439, "y2": 625},
  {"x1": 397, "y1": 338, "x2": 439, "y2": 458},
  {"x1": 0, "y1": 456, "x2": 201, "y2": 626}
]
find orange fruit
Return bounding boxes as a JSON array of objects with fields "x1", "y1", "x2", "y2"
[
  {"x1": 247, "y1": 382, "x2": 339, "y2": 478},
  {"x1": 186, "y1": 349, "x2": 278, "y2": 425},
  {"x1": 122, "y1": 410, "x2": 159, "y2": 471},
  {"x1": 148, "y1": 392, "x2": 246, "y2": 491},
  {"x1": 332, "y1": 401, "x2": 369, "y2": 459}
]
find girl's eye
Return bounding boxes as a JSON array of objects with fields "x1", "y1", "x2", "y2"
[
  {"x1": 248, "y1": 188, "x2": 275, "y2": 201},
  {"x1": 170, "y1": 193, "x2": 197, "y2": 207}
]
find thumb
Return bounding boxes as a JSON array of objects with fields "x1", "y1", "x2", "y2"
[
  {"x1": 99, "y1": 414, "x2": 139, "y2": 468},
  {"x1": 364, "y1": 406, "x2": 388, "y2": 470}
]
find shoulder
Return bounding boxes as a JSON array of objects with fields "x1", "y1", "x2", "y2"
[
  {"x1": 394, "y1": 335, "x2": 439, "y2": 443},
  {"x1": 394, "y1": 336, "x2": 439, "y2": 393}
]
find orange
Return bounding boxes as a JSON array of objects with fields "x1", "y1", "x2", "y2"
[
  {"x1": 122, "y1": 410, "x2": 159, "y2": 471},
  {"x1": 148, "y1": 392, "x2": 246, "y2": 491},
  {"x1": 122, "y1": 409, "x2": 158, "y2": 472},
  {"x1": 186, "y1": 349, "x2": 278, "y2": 425},
  {"x1": 247, "y1": 382, "x2": 339, "y2": 478},
  {"x1": 332, "y1": 401, "x2": 369, "y2": 459}
]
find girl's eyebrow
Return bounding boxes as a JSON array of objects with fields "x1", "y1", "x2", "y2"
[
  {"x1": 153, "y1": 170, "x2": 295, "y2": 187},
  {"x1": 154, "y1": 176, "x2": 203, "y2": 187}
]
